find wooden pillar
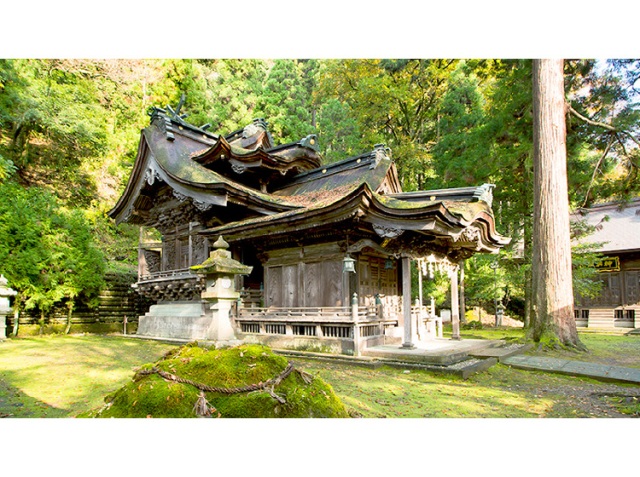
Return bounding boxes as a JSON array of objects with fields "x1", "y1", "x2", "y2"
[
  {"x1": 402, "y1": 256, "x2": 414, "y2": 348},
  {"x1": 418, "y1": 260, "x2": 423, "y2": 308},
  {"x1": 451, "y1": 265, "x2": 461, "y2": 340},
  {"x1": 459, "y1": 260, "x2": 466, "y2": 324},
  {"x1": 417, "y1": 261, "x2": 423, "y2": 340}
]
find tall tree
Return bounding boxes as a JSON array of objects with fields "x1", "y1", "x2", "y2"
[
  {"x1": 531, "y1": 59, "x2": 583, "y2": 349},
  {"x1": 316, "y1": 59, "x2": 459, "y2": 190},
  {"x1": 257, "y1": 59, "x2": 316, "y2": 143}
]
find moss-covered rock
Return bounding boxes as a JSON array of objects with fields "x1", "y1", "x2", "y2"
[{"x1": 82, "y1": 343, "x2": 349, "y2": 418}]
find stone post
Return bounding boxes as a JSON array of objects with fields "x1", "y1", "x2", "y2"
[
  {"x1": 450, "y1": 266, "x2": 461, "y2": 340},
  {"x1": 417, "y1": 261, "x2": 424, "y2": 340},
  {"x1": 401, "y1": 256, "x2": 414, "y2": 349},
  {"x1": 0, "y1": 275, "x2": 18, "y2": 340},
  {"x1": 351, "y1": 292, "x2": 360, "y2": 356},
  {"x1": 190, "y1": 236, "x2": 252, "y2": 342}
]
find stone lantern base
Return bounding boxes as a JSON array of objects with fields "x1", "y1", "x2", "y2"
[{"x1": 136, "y1": 300, "x2": 241, "y2": 343}]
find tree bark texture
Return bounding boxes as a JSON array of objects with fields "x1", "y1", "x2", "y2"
[{"x1": 531, "y1": 59, "x2": 582, "y2": 348}]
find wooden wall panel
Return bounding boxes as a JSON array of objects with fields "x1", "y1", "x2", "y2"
[
  {"x1": 304, "y1": 262, "x2": 321, "y2": 307},
  {"x1": 323, "y1": 260, "x2": 343, "y2": 306},
  {"x1": 282, "y1": 264, "x2": 298, "y2": 307},
  {"x1": 266, "y1": 266, "x2": 282, "y2": 307}
]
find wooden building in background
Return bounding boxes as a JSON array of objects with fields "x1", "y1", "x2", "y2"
[{"x1": 573, "y1": 198, "x2": 640, "y2": 329}]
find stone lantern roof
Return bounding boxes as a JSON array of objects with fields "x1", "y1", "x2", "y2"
[
  {"x1": 0, "y1": 274, "x2": 17, "y2": 299},
  {"x1": 190, "y1": 236, "x2": 253, "y2": 276}
]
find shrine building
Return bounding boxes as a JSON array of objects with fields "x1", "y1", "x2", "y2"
[
  {"x1": 573, "y1": 198, "x2": 640, "y2": 329},
  {"x1": 109, "y1": 105, "x2": 510, "y2": 355}
]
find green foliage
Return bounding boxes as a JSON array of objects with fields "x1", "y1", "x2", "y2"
[
  {"x1": 316, "y1": 59, "x2": 459, "y2": 190},
  {"x1": 462, "y1": 255, "x2": 508, "y2": 310},
  {"x1": 1, "y1": 58, "x2": 639, "y2": 328},
  {"x1": 0, "y1": 181, "x2": 105, "y2": 314},
  {"x1": 87, "y1": 344, "x2": 349, "y2": 418},
  {"x1": 0, "y1": 152, "x2": 16, "y2": 181},
  {"x1": 256, "y1": 59, "x2": 316, "y2": 143},
  {"x1": 316, "y1": 98, "x2": 364, "y2": 163},
  {"x1": 432, "y1": 63, "x2": 487, "y2": 184}
]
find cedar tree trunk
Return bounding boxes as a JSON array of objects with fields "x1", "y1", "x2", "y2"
[{"x1": 531, "y1": 59, "x2": 583, "y2": 349}]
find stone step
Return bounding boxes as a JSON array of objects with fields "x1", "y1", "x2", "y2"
[
  {"x1": 469, "y1": 343, "x2": 533, "y2": 360},
  {"x1": 501, "y1": 355, "x2": 640, "y2": 385}
]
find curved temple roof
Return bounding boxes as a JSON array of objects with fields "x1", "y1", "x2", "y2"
[
  {"x1": 203, "y1": 182, "x2": 510, "y2": 256},
  {"x1": 109, "y1": 106, "x2": 510, "y2": 259},
  {"x1": 108, "y1": 111, "x2": 308, "y2": 224}
]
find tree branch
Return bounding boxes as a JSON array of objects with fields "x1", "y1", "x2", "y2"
[
  {"x1": 567, "y1": 104, "x2": 618, "y2": 132},
  {"x1": 581, "y1": 135, "x2": 614, "y2": 208}
]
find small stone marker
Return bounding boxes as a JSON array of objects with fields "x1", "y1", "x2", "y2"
[{"x1": 0, "y1": 275, "x2": 18, "y2": 339}]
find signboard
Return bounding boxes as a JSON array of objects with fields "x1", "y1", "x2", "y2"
[{"x1": 594, "y1": 256, "x2": 620, "y2": 272}]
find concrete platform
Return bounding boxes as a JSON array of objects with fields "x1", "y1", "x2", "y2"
[
  {"x1": 501, "y1": 355, "x2": 640, "y2": 385},
  {"x1": 361, "y1": 338, "x2": 505, "y2": 365},
  {"x1": 469, "y1": 343, "x2": 533, "y2": 359}
]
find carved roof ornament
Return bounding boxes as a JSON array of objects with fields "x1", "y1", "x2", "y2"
[
  {"x1": 173, "y1": 190, "x2": 188, "y2": 202},
  {"x1": 193, "y1": 199, "x2": 212, "y2": 212},
  {"x1": 373, "y1": 224, "x2": 404, "y2": 239},
  {"x1": 231, "y1": 163, "x2": 246, "y2": 174},
  {"x1": 298, "y1": 134, "x2": 320, "y2": 152},
  {"x1": 371, "y1": 144, "x2": 392, "y2": 169},
  {"x1": 144, "y1": 166, "x2": 163, "y2": 186},
  {"x1": 473, "y1": 183, "x2": 495, "y2": 208},
  {"x1": 455, "y1": 225, "x2": 481, "y2": 244},
  {"x1": 243, "y1": 120, "x2": 265, "y2": 139}
]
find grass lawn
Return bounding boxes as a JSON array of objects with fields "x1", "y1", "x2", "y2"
[
  {"x1": 0, "y1": 330, "x2": 638, "y2": 418},
  {"x1": 451, "y1": 326, "x2": 640, "y2": 369},
  {"x1": 0, "y1": 335, "x2": 175, "y2": 417}
]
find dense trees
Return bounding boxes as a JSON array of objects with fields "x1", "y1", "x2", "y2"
[
  {"x1": 0, "y1": 183, "x2": 105, "y2": 332},
  {"x1": 1, "y1": 58, "x2": 638, "y2": 339}
]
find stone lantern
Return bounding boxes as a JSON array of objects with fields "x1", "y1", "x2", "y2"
[
  {"x1": 0, "y1": 275, "x2": 18, "y2": 340},
  {"x1": 190, "y1": 236, "x2": 252, "y2": 341}
]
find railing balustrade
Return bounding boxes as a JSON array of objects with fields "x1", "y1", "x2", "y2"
[
  {"x1": 235, "y1": 303, "x2": 396, "y2": 347},
  {"x1": 139, "y1": 268, "x2": 195, "y2": 282}
]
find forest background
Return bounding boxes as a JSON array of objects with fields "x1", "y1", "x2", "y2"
[{"x1": 1, "y1": 58, "x2": 639, "y2": 323}]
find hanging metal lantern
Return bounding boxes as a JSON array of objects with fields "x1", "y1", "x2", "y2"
[
  {"x1": 343, "y1": 255, "x2": 356, "y2": 273},
  {"x1": 384, "y1": 258, "x2": 394, "y2": 270}
]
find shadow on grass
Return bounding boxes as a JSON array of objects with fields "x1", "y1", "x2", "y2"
[
  {"x1": 0, "y1": 335, "x2": 177, "y2": 418},
  {"x1": 0, "y1": 374, "x2": 68, "y2": 418}
]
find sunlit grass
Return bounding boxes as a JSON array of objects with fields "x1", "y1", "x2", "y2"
[
  {"x1": 0, "y1": 335, "x2": 175, "y2": 417},
  {"x1": 295, "y1": 359, "x2": 559, "y2": 418},
  {"x1": 1, "y1": 332, "x2": 638, "y2": 418},
  {"x1": 448, "y1": 326, "x2": 640, "y2": 369}
]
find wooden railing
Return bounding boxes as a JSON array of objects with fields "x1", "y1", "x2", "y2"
[
  {"x1": 411, "y1": 305, "x2": 443, "y2": 338},
  {"x1": 236, "y1": 303, "x2": 396, "y2": 351},
  {"x1": 139, "y1": 268, "x2": 195, "y2": 282},
  {"x1": 238, "y1": 305, "x2": 380, "y2": 322}
]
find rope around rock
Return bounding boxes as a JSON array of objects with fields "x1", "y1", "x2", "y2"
[
  {"x1": 133, "y1": 360, "x2": 316, "y2": 417},
  {"x1": 135, "y1": 361, "x2": 296, "y2": 395}
]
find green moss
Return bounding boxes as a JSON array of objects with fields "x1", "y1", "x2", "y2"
[
  {"x1": 83, "y1": 343, "x2": 349, "y2": 418},
  {"x1": 605, "y1": 395, "x2": 640, "y2": 416}
]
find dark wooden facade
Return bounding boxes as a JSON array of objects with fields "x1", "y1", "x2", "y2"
[{"x1": 573, "y1": 199, "x2": 640, "y2": 329}]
